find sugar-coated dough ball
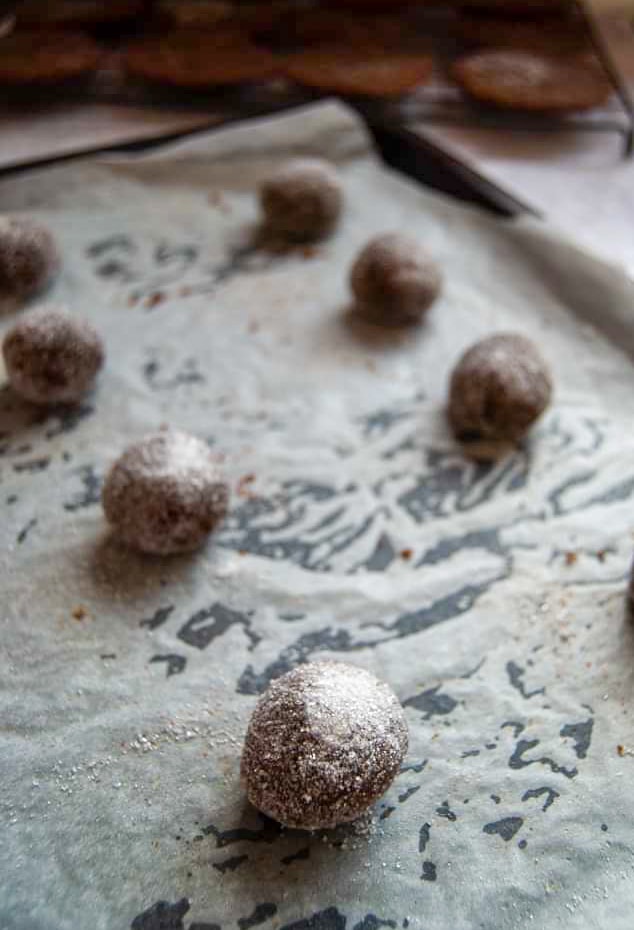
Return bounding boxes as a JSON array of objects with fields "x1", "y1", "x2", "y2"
[
  {"x1": 350, "y1": 232, "x2": 442, "y2": 325},
  {"x1": 102, "y1": 430, "x2": 229, "y2": 555},
  {"x1": 259, "y1": 158, "x2": 343, "y2": 241},
  {"x1": 448, "y1": 332, "x2": 552, "y2": 442},
  {"x1": 0, "y1": 216, "x2": 59, "y2": 307},
  {"x1": 2, "y1": 308, "x2": 104, "y2": 405},
  {"x1": 241, "y1": 660, "x2": 409, "y2": 829}
]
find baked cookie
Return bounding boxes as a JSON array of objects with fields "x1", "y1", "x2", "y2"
[
  {"x1": 452, "y1": 49, "x2": 611, "y2": 111},
  {"x1": 249, "y1": 7, "x2": 415, "y2": 53},
  {"x1": 17, "y1": 0, "x2": 143, "y2": 28},
  {"x1": 260, "y1": 159, "x2": 343, "y2": 241},
  {"x1": 154, "y1": 1, "x2": 234, "y2": 31},
  {"x1": 284, "y1": 47, "x2": 433, "y2": 98},
  {"x1": 351, "y1": 233, "x2": 442, "y2": 326},
  {"x1": 448, "y1": 332, "x2": 552, "y2": 442},
  {"x1": 456, "y1": 12, "x2": 589, "y2": 56},
  {"x1": 0, "y1": 30, "x2": 102, "y2": 84},
  {"x1": 125, "y1": 32, "x2": 278, "y2": 87},
  {"x1": 3, "y1": 309, "x2": 104, "y2": 405},
  {"x1": 102, "y1": 430, "x2": 229, "y2": 555},
  {"x1": 449, "y1": 0, "x2": 568, "y2": 11},
  {"x1": 0, "y1": 216, "x2": 59, "y2": 308},
  {"x1": 241, "y1": 661, "x2": 409, "y2": 830},
  {"x1": 333, "y1": 0, "x2": 419, "y2": 10}
]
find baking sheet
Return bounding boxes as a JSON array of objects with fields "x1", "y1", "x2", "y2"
[{"x1": 2, "y1": 101, "x2": 634, "y2": 930}]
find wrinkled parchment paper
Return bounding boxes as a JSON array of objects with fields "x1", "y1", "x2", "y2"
[{"x1": 2, "y1": 102, "x2": 634, "y2": 930}]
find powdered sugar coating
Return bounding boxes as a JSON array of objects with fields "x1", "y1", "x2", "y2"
[
  {"x1": 3, "y1": 308, "x2": 104, "y2": 405},
  {"x1": 448, "y1": 332, "x2": 552, "y2": 442},
  {"x1": 0, "y1": 217, "x2": 59, "y2": 309},
  {"x1": 241, "y1": 660, "x2": 409, "y2": 829},
  {"x1": 350, "y1": 232, "x2": 442, "y2": 326},
  {"x1": 102, "y1": 430, "x2": 229, "y2": 555},
  {"x1": 259, "y1": 158, "x2": 343, "y2": 241}
]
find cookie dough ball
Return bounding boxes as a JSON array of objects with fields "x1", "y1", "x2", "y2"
[
  {"x1": 0, "y1": 217, "x2": 59, "y2": 307},
  {"x1": 102, "y1": 430, "x2": 229, "y2": 555},
  {"x1": 259, "y1": 159, "x2": 343, "y2": 241},
  {"x1": 2, "y1": 309, "x2": 104, "y2": 405},
  {"x1": 350, "y1": 233, "x2": 442, "y2": 326},
  {"x1": 241, "y1": 661, "x2": 408, "y2": 829},
  {"x1": 448, "y1": 332, "x2": 552, "y2": 442}
]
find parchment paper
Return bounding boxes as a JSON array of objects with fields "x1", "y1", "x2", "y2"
[{"x1": 2, "y1": 101, "x2": 634, "y2": 930}]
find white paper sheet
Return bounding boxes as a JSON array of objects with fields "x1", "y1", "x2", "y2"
[{"x1": 2, "y1": 102, "x2": 634, "y2": 930}]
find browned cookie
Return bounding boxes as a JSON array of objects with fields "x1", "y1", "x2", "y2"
[
  {"x1": 448, "y1": 333, "x2": 552, "y2": 442},
  {"x1": 0, "y1": 30, "x2": 102, "y2": 84},
  {"x1": 284, "y1": 47, "x2": 433, "y2": 98},
  {"x1": 234, "y1": 0, "x2": 297, "y2": 33},
  {"x1": 250, "y1": 8, "x2": 416, "y2": 52},
  {"x1": 3, "y1": 309, "x2": 104, "y2": 406},
  {"x1": 154, "y1": 1, "x2": 234, "y2": 31},
  {"x1": 456, "y1": 12, "x2": 590, "y2": 56},
  {"x1": 451, "y1": 0, "x2": 568, "y2": 11},
  {"x1": 241, "y1": 661, "x2": 408, "y2": 830},
  {"x1": 102, "y1": 430, "x2": 229, "y2": 555},
  {"x1": 17, "y1": 0, "x2": 143, "y2": 27},
  {"x1": 333, "y1": 0, "x2": 420, "y2": 10},
  {"x1": 125, "y1": 32, "x2": 279, "y2": 87},
  {"x1": 452, "y1": 49, "x2": 611, "y2": 112}
]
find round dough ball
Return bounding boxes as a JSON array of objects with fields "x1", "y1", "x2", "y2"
[
  {"x1": 102, "y1": 430, "x2": 229, "y2": 555},
  {"x1": 259, "y1": 159, "x2": 343, "y2": 241},
  {"x1": 350, "y1": 232, "x2": 442, "y2": 326},
  {"x1": 0, "y1": 217, "x2": 59, "y2": 307},
  {"x1": 2, "y1": 308, "x2": 104, "y2": 405},
  {"x1": 241, "y1": 660, "x2": 409, "y2": 829},
  {"x1": 448, "y1": 332, "x2": 552, "y2": 442}
]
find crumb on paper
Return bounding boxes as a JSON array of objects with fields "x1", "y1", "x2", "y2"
[
  {"x1": 72, "y1": 605, "x2": 88, "y2": 621},
  {"x1": 237, "y1": 474, "x2": 256, "y2": 498},
  {"x1": 145, "y1": 291, "x2": 166, "y2": 310},
  {"x1": 597, "y1": 550, "x2": 607, "y2": 562},
  {"x1": 400, "y1": 548, "x2": 413, "y2": 561},
  {"x1": 564, "y1": 551, "x2": 578, "y2": 566}
]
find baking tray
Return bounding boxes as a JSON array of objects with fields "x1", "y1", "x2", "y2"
[{"x1": 2, "y1": 100, "x2": 634, "y2": 930}]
